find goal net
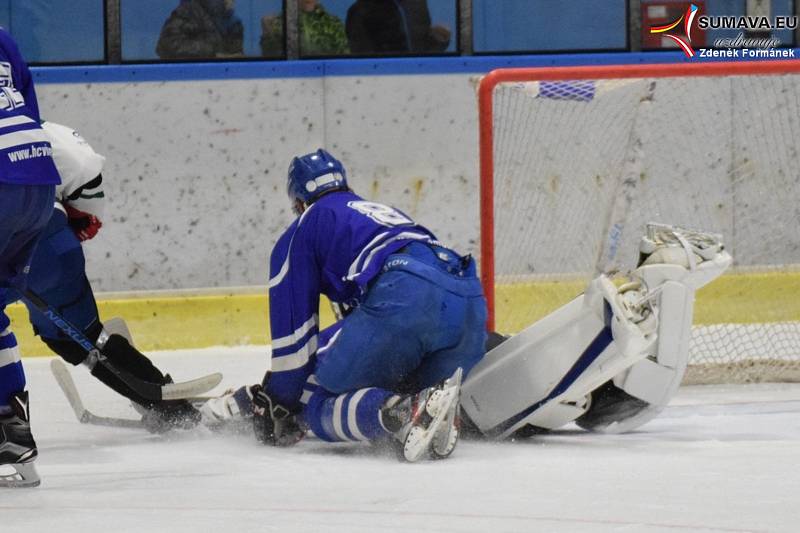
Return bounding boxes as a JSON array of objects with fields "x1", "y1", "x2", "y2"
[{"x1": 478, "y1": 61, "x2": 800, "y2": 384}]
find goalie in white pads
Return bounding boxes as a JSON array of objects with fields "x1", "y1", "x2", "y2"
[{"x1": 460, "y1": 223, "x2": 732, "y2": 438}]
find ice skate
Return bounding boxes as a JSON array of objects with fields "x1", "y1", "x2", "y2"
[
  {"x1": 0, "y1": 391, "x2": 40, "y2": 488},
  {"x1": 381, "y1": 368, "x2": 463, "y2": 462}
]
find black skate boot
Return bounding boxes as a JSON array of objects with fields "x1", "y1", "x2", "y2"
[
  {"x1": 380, "y1": 368, "x2": 463, "y2": 462},
  {"x1": 0, "y1": 391, "x2": 40, "y2": 488}
]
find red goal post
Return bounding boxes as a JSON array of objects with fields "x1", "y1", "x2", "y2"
[{"x1": 477, "y1": 60, "x2": 800, "y2": 383}]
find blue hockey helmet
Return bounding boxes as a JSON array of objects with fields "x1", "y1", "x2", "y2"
[{"x1": 287, "y1": 149, "x2": 348, "y2": 207}]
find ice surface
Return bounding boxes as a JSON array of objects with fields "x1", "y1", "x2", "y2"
[{"x1": 3, "y1": 348, "x2": 800, "y2": 533}]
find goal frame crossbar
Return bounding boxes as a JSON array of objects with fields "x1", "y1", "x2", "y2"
[{"x1": 478, "y1": 59, "x2": 800, "y2": 331}]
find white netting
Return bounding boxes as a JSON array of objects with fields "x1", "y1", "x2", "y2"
[{"x1": 487, "y1": 70, "x2": 800, "y2": 383}]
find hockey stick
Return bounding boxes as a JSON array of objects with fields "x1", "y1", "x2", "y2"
[
  {"x1": 23, "y1": 288, "x2": 222, "y2": 401},
  {"x1": 51, "y1": 359, "x2": 220, "y2": 430},
  {"x1": 50, "y1": 359, "x2": 144, "y2": 429}
]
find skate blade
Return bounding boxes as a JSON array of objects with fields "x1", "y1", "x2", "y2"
[
  {"x1": 0, "y1": 462, "x2": 41, "y2": 488},
  {"x1": 431, "y1": 396, "x2": 461, "y2": 458},
  {"x1": 403, "y1": 368, "x2": 463, "y2": 462}
]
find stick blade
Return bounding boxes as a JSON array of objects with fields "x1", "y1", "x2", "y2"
[
  {"x1": 162, "y1": 372, "x2": 223, "y2": 401},
  {"x1": 50, "y1": 359, "x2": 89, "y2": 423}
]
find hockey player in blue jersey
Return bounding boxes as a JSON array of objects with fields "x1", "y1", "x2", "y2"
[
  {"x1": 203, "y1": 149, "x2": 487, "y2": 461},
  {"x1": 0, "y1": 28, "x2": 61, "y2": 487},
  {"x1": 17, "y1": 121, "x2": 200, "y2": 434}
]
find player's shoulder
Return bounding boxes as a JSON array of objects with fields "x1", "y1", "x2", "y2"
[
  {"x1": 43, "y1": 121, "x2": 104, "y2": 161},
  {"x1": 288, "y1": 192, "x2": 355, "y2": 243},
  {"x1": 42, "y1": 121, "x2": 91, "y2": 148},
  {"x1": 43, "y1": 121, "x2": 105, "y2": 179}
]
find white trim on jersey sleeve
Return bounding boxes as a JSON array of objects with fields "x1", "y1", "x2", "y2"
[
  {"x1": 270, "y1": 334, "x2": 318, "y2": 372},
  {"x1": 268, "y1": 259, "x2": 290, "y2": 289},
  {"x1": 272, "y1": 314, "x2": 318, "y2": 350},
  {"x1": 0, "y1": 128, "x2": 50, "y2": 150},
  {"x1": 0, "y1": 115, "x2": 35, "y2": 129},
  {"x1": 268, "y1": 205, "x2": 317, "y2": 289}
]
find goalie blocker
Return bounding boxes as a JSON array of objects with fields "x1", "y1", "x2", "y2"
[{"x1": 462, "y1": 223, "x2": 732, "y2": 439}]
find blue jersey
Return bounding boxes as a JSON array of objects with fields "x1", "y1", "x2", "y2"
[
  {"x1": 266, "y1": 190, "x2": 436, "y2": 406},
  {"x1": 0, "y1": 28, "x2": 60, "y2": 185}
]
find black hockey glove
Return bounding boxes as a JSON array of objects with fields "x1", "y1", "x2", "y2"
[{"x1": 251, "y1": 384, "x2": 305, "y2": 447}]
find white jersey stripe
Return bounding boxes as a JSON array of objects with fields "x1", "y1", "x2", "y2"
[
  {"x1": 268, "y1": 205, "x2": 316, "y2": 289},
  {"x1": 333, "y1": 394, "x2": 354, "y2": 441},
  {"x1": 0, "y1": 128, "x2": 51, "y2": 151},
  {"x1": 0, "y1": 115, "x2": 35, "y2": 130},
  {"x1": 268, "y1": 257, "x2": 290, "y2": 289},
  {"x1": 347, "y1": 388, "x2": 371, "y2": 441},
  {"x1": 272, "y1": 314, "x2": 318, "y2": 350},
  {"x1": 347, "y1": 231, "x2": 390, "y2": 278},
  {"x1": 270, "y1": 335, "x2": 318, "y2": 372},
  {"x1": 0, "y1": 329, "x2": 21, "y2": 367},
  {"x1": 345, "y1": 231, "x2": 431, "y2": 281},
  {"x1": 300, "y1": 389, "x2": 313, "y2": 405}
]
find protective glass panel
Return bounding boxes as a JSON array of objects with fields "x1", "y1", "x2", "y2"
[
  {"x1": 323, "y1": 0, "x2": 458, "y2": 57},
  {"x1": 122, "y1": 0, "x2": 285, "y2": 61},
  {"x1": 473, "y1": 0, "x2": 628, "y2": 53},
  {"x1": 0, "y1": 0, "x2": 105, "y2": 64}
]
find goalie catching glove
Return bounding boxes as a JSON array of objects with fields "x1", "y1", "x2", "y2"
[{"x1": 251, "y1": 383, "x2": 305, "y2": 447}]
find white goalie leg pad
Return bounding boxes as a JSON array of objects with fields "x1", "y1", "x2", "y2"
[
  {"x1": 592, "y1": 225, "x2": 732, "y2": 433},
  {"x1": 462, "y1": 223, "x2": 732, "y2": 439},
  {"x1": 586, "y1": 279, "x2": 694, "y2": 434},
  {"x1": 462, "y1": 275, "x2": 657, "y2": 439}
]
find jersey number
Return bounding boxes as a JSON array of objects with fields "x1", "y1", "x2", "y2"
[
  {"x1": 0, "y1": 62, "x2": 24, "y2": 112},
  {"x1": 347, "y1": 201, "x2": 413, "y2": 227}
]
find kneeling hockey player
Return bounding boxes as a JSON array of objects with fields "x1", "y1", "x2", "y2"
[{"x1": 203, "y1": 149, "x2": 487, "y2": 461}]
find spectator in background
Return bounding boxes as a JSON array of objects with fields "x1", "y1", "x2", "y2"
[
  {"x1": 156, "y1": 0, "x2": 244, "y2": 60},
  {"x1": 261, "y1": 0, "x2": 349, "y2": 57},
  {"x1": 346, "y1": 0, "x2": 451, "y2": 55}
]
